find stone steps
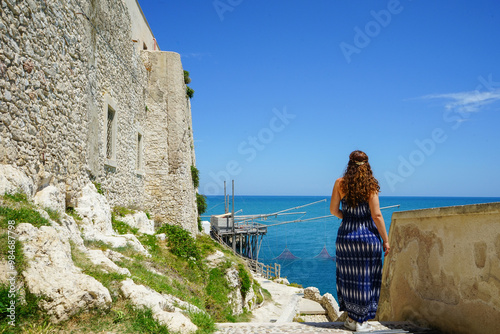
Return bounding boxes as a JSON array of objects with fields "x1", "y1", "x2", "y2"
[{"x1": 215, "y1": 321, "x2": 439, "y2": 334}]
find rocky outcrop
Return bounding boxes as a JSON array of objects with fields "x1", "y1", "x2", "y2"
[
  {"x1": 121, "y1": 211, "x2": 155, "y2": 235},
  {"x1": 86, "y1": 249, "x2": 131, "y2": 276},
  {"x1": 16, "y1": 223, "x2": 112, "y2": 323},
  {"x1": 226, "y1": 267, "x2": 257, "y2": 315},
  {"x1": 120, "y1": 278, "x2": 197, "y2": 333},
  {"x1": 304, "y1": 286, "x2": 341, "y2": 321},
  {"x1": 0, "y1": 164, "x2": 34, "y2": 197},
  {"x1": 76, "y1": 183, "x2": 150, "y2": 256},
  {"x1": 34, "y1": 185, "x2": 65, "y2": 214},
  {"x1": 76, "y1": 183, "x2": 114, "y2": 235}
]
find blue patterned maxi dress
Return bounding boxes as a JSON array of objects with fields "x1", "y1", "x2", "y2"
[{"x1": 336, "y1": 198, "x2": 383, "y2": 322}]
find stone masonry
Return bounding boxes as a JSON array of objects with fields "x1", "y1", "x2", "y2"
[{"x1": 0, "y1": 0, "x2": 198, "y2": 234}]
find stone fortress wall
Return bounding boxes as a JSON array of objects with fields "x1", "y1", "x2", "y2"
[
  {"x1": 377, "y1": 202, "x2": 500, "y2": 334},
  {"x1": 0, "y1": 0, "x2": 198, "y2": 234}
]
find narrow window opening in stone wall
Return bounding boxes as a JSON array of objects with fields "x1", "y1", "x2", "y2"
[
  {"x1": 143, "y1": 42, "x2": 147, "y2": 50},
  {"x1": 106, "y1": 107, "x2": 115, "y2": 159},
  {"x1": 137, "y1": 133, "x2": 142, "y2": 170}
]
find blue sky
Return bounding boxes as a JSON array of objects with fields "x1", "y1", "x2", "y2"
[{"x1": 138, "y1": 0, "x2": 500, "y2": 197}]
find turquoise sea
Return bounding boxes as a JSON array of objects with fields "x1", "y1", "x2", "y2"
[{"x1": 203, "y1": 195, "x2": 500, "y2": 300}]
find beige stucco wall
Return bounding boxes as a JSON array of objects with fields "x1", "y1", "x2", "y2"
[
  {"x1": 377, "y1": 202, "x2": 500, "y2": 334},
  {"x1": 123, "y1": 0, "x2": 159, "y2": 52}
]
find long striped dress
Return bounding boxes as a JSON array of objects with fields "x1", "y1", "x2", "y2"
[{"x1": 336, "y1": 198, "x2": 383, "y2": 322}]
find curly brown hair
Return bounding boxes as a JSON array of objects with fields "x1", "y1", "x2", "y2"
[{"x1": 340, "y1": 150, "x2": 380, "y2": 207}]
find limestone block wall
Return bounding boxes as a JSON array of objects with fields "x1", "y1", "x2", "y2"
[
  {"x1": 142, "y1": 51, "x2": 197, "y2": 235},
  {"x1": 0, "y1": 0, "x2": 197, "y2": 233},
  {"x1": 377, "y1": 202, "x2": 500, "y2": 334}
]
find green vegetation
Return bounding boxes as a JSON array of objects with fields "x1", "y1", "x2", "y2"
[
  {"x1": 238, "y1": 263, "x2": 252, "y2": 299},
  {"x1": 44, "y1": 207, "x2": 60, "y2": 222},
  {"x1": 197, "y1": 193, "x2": 207, "y2": 216},
  {"x1": 184, "y1": 70, "x2": 192, "y2": 84},
  {"x1": 157, "y1": 224, "x2": 201, "y2": 261},
  {"x1": 0, "y1": 192, "x2": 51, "y2": 229},
  {"x1": 191, "y1": 165, "x2": 200, "y2": 189},
  {"x1": 113, "y1": 206, "x2": 136, "y2": 217},
  {"x1": 186, "y1": 86, "x2": 195, "y2": 99},
  {"x1": 92, "y1": 181, "x2": 104, "y2": 195},
  {"x1": 0, "y1": 193, "x2": 257, "y2": 333},
  {"x1": 3, "y1": 192, "x2": 28, "y2": 203}
]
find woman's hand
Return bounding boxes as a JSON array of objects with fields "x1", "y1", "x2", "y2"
[{"x1": 383, "y1": 241, "x2": 390, "y2": 257}]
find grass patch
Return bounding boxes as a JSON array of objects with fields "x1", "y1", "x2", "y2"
[
  {"x1": 237, "y1": 264, "x2": 251, "y2": 299},
  {"x1": 205, "y1": 261, "x2": 234, "y2": 322},
  {"x1": 113, "y1": 206, "x2": 136, "y2": 217},
  {"x1": 3, "y1": 192, "x2": 28, "y2": 203},
  {"x1": 112, "y1": 218, "x2": 139, "y2": 235},
  {"x1": 288, "y1": 282, "x2": 303, "y2": 289},
  {"x1": 157, "y1": 224, "x2": 201, "y2": 261},
  {"x1": 44, "y1": 207, "x2": 60, "y2": 222},
  {"x1": 0, "y1": 206, "x2": 50, "y2": 228},
  {"x1": 189, "y1": 310, "x2": 217, "y2": 334},
  {"x1": 65, "y1": 206, "x2": 82, "y2": 221},
  {"x1": 0, "y1": 284, "x2": 46, "y2": 333},
  {"x1": 126, "y1": 304, "x2": 170, "y2": 333}
]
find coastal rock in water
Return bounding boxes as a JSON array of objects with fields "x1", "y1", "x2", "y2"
[
  {"x1": 121, "y1": 211, "x2": 155, "y2": 235},
  {"x1": 120, "y1": 278, "x2": 197, "y2": 333},
  {"x1": 0, "y1": 164, "x2": 34, "y2": 197},
  {"x1": 75, "y1": 183, "x2": 114, "y2": 235},
  {"x1": 86, "y1": 249, "x2": 131, "y2": 276},
  {"x1": 34, "y1": 185, "x2": 65, "y2": 214},
  {"x1": 16, "y1": 223, "x2": 112, "y2": 323}
]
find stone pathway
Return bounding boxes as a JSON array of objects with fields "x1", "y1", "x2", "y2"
[{"x1": 215, "y1": 321, "x2": 439, "y2": 333}]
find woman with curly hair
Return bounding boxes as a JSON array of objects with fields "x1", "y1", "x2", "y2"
[{"x1": 330, "y1": 150, "x2": 390, "y2": 332}]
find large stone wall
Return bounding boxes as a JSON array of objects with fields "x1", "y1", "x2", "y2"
[
  {"x1": 377, "y1": 202, "x2": 500, "y2": 334},
  {"x1": 0, "y1": 0, "x2": 197, "y2": 233}
]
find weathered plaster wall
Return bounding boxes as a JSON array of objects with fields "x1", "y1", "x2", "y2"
[
  {"x1": 142, "y1": 51, "x2": 197, "y2": 235},
  {"x1": 0, "y1": 0, "x2": 197, "y2": 233},
  {"x1": 123, "y1": 0, "x2": 158, "y2": 52},
  {"x1": 377, "y1": 202, "x2": 500, "y2": 334}
]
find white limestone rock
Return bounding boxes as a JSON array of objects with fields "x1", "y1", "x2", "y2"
[
  {"x1": 0, "y1": 164, "x2": 34, "y2": 197},
  {"x1": 304, "y1": 286, "x2": 341, "y2": 321},
  {"x1": 34, "y1": 185, "x2": 65, "y2": 214},
  {"x1": 121, "y1": 211, "x2": 155, "y2": 235},
  {"x1": 16, "y1": 223, "x2": 112, "y2": 323},
  {"x1": 205, "y1": 250, "x2": 226, "y2": 268},
  {"x1": 120, "y1": 278, "x2": 197, "y2": 333},
  {"x1": 86, "y1": 249, "x2": 131, "y2": 276},
  {"x1": 52, "y1": 213, "x2": 85, "y2": 250},
  {"x1": 274, "y1": 278, "x2": 290, "y2": 285},
  {"x1": 104, "y1": 249, "x2": 130, "y2": 262},
  {"x1": 321, "y1": 292, "x2": 341, "y2": 321},
  {"x1": 81, "y1": 225, "x2": 150, "y2": 256},
  {"x1": 226, "y1": 267, "x2": 244, "y2": 315},
  {"x1": 75, "y1": 183, "x2": 113, "y2": 235}
]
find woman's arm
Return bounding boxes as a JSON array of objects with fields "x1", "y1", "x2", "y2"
[
  {"x1": 368, "y1": 192, "x2": 390, "y2": 256},
  {"x1": 330, "y1": 178, "x2": 343, "y2": 219}
]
